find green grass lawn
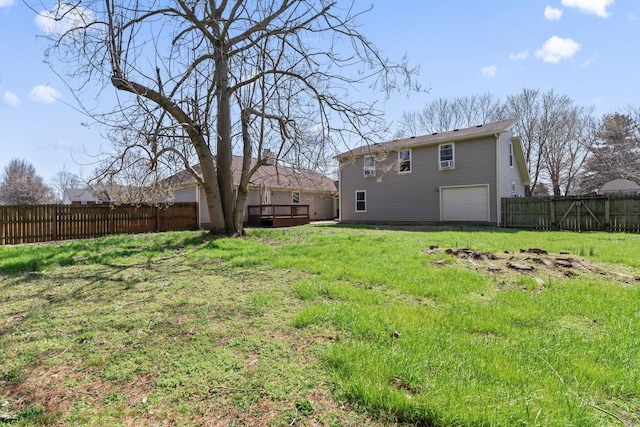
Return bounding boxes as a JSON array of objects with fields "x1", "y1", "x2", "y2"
[{"x1": 1, "y1": 225, "x2": 639, "y2": 426}]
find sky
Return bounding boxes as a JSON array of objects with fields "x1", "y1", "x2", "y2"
[{"x1": 0, "y1": 0, "x2": 638, "y2": 184}]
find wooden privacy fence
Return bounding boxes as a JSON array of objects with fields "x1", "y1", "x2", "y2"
[
  {"x1": 502, "y1": 195, "x2": 640, "y2": 233},
  {"x1": 0, "y1": 203, "x2": 198, "y2": 245}
]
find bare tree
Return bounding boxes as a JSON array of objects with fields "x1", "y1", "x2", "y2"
[
  {"x1": 504, "y1": 89, "x2": 595, "y2": 196},
  {"x1": 0, "y1": 159, "x2": 56, "y2": 205},
  {"x1": 537, "y1": 96, "x2": 596, "y2": 196},
  {"x1": 40, "y1": 0, "x2": 418, "y2": 235},
  {"x1": 51, "y1": 167, "x2": 83, "y2": 202},
  {"x1": 396, "y1": 92, "x2": 505, "y2": 137}
]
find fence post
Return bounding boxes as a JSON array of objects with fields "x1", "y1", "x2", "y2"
[
  {"x1": 550, "y1": 198, "x2": 556, "y2": 229},
  {"x1": 604, "y1": 197, "x2": 610, "y2": 230}
]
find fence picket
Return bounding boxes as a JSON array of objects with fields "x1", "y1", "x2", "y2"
[
  {"x1": 0, "y1": 203, "x2": 198, "y2": 245},
  {"x1": 502, "y1": 195, "x2": 640, "y2": 233}
]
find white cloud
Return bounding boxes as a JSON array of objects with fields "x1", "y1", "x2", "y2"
[
  {"x1": 561, "y1": 0, "x2": 614, "y2": 18},
  {"x1": 535, "y1": 36, "x2": 581, "y2": 63},
  {"x1": 509, "y1": 50, "x2": 529, "y2": 61},
  {"x1": 28, "y1": 85, "x2": 61, "y2": 103},
  {"x1": 545, "y1": 6, "x2": 564, "y2": 20},
  {"x1": 0, "y1": 0, "x2": 15, "y2": 8},
  {"x1": 481, "y1": 65, "x2": 497, "y2": 78},
  {"x1": 35, "y1": 2, "x2": 96, "y2": 35},
  {"x1": 3, "y1": 91, "x2": 20, "y2": 106}
]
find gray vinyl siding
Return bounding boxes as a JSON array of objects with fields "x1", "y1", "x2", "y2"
[
  {"x1": 498, "y1": 132, "x2": 526, "y2": 199},
  {"x1": 173, "y1": 187, "x2": 197, "y2": 203},
  {"x1": 180, "y1": 185, "x2": 334, "y2": 227},
  {"x1": 198, "y1": 186, "x2": 210, "y2": 228},
  {"x1": 269, "y1": 190, "x2": 334, "y2": 220},
  {"x1": 340, "y1": 136, "x2": 498, "y2": 223},
  {"x1": 304, "y1": 193, "x2": 335, "y2": 220}
]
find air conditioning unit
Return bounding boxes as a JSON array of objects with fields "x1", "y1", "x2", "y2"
[
  {"x1": 440, "y1": 160, "x2": 454, "y2": 169},
  {"x1": 364, "y1": 168, "x2": 375, "y2": 177}
]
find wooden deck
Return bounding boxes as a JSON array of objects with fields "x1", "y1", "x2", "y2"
[{"x1": 247, "y1": 204, "x2": 310, "y2": 228}]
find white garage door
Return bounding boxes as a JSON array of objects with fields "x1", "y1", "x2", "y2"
[{"x1": 441, "y1": 185, "x2": 490, "y2": 221}]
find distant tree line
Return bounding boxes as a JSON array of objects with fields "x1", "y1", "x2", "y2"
[{"x1": 396, "y1": 89, "x2": 640, "y2": 197}]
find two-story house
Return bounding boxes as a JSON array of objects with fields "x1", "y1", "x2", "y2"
[{"x1": 336, "y1": 119, "x2": 529, "y2": 225}]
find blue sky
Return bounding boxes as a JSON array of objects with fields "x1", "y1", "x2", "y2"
[{"x1": 0, "y1": 0, "x2": 638, "y2": 182}]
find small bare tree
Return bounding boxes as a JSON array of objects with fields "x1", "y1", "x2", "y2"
[
  {"x1": 537, "y1": 95, "x2": 596, "y2": 196},
  {"x1": 40, "y1": 0, "x2": 418, "y2": 235},
  {"x1": 0, "y1": 159, "x2": 56, "y2": 205},
  {"x1": 51, "y1": 168, "x2": 83, "y2": 202}
]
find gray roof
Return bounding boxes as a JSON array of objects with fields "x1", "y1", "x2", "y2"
[
  {"x1": 166, "y1": 156, "x2": 338, "y2": 193},
  {"x1": 337, "y1": 119, "x2": 518, "y2": 158}
]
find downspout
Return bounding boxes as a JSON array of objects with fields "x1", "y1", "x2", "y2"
[
  {"x1": 495, "y1": 133, "x2": 501, "y2": 227},
  {"x1": 338, "y1": 163, "x2": 342, "y2": 221}
]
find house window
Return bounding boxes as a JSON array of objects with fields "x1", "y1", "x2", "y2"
[
  {"x1": 509, "y1": 142, "x2": 514, "y2": 168},
  {"x1": 439, "y1": 143, "x2": 454, "y2": 169},
  {"x1": 398, "y1": 149, "x2": 411, "y2": 173},
  {"x1": 363, "y1": 155, "x2": 375, "y2": 177},
  {"x1": 355, "y1": 190, "x2": 366, "y2": 212},
  {"x1": 292, "y1": 191, "x2": 300, "y2": 204}
]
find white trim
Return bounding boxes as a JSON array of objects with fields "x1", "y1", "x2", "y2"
[
  {"x1": 496, "y1": 134, "x2": 501, "y2": 227},
  {"x1": 196, "y1": 185, "x2": 201, "y2": 228},
  {"x1": 398, "y1": 149, "x2": 412, "y2": 174},
  {"x1": 438, "y1": 143, "x2": 455, "y2": 170},
  {"x1": 355, "y1": 190, "x2": 367, "y2": 213},
  {"x1": 338, "y1": 167, "x2": 342, "y2": 221},
  {"x1": 363, "y1": 155, "x2": 376, "y2": 177}
]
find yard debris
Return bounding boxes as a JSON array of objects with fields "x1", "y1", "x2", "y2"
[
  {"x1": 424, "y1": 246, "x2": 639, "y2": 287},
  {"x1": 508, "y1": 263, "x2": 535, "y2": 271},
  {"x1": 445, "y1": 248, "x2": 500, "y2": 261},
  {"x1": 521, "y1": 248, "x2": 548, "y2": 255}
]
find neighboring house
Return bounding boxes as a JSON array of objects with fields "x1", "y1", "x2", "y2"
[
  {"x1": 336, "y1": 119, "x2": 530, "y2": 225},
  {"x1": 598, "y1": 179, "x2": 640, "y2": 195},
  {"x1": 166, "y1": 156, "x2": 338, "y2": 228},
  {"x1": 62, "y1": 188, "x2": 111, "y2": 205}
]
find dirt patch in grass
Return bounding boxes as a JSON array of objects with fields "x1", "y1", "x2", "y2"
[{"x1": 425, "y1": 246, "x2": 640, "y2": 290}]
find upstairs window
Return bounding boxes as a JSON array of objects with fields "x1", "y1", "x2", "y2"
[
  {"x1": 363, "y1": 155, "x2": 376, "y2": 177},
  {"x1": 439, "y1": 143, "x2": 455, "y2": 169},
  {"x1": 292, "y1": 191, "x2": 300, "y2": 204},
  {"x1": 398, "y1": 149, "x2": 411, "y2": 173}
]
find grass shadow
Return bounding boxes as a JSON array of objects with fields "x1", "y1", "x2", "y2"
[{"x1": 0, "y1": 231, "x2": 211, "y2": 273}]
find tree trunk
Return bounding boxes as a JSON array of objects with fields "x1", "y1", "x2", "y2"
[
  {"x1": 110, "y1": 74, "x2": 226, "y2": 233},
  {"x1": 215, "y1": 45, "x2": 236, "y2": 235}
]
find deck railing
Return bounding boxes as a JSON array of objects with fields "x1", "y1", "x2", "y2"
[{"x1": 247, "y1": 204, "x2": 310, "y2": 227}]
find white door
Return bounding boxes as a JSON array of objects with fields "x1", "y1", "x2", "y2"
[{"x1": 440, "y1": 185, "x2": 490, "y2": 221}]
